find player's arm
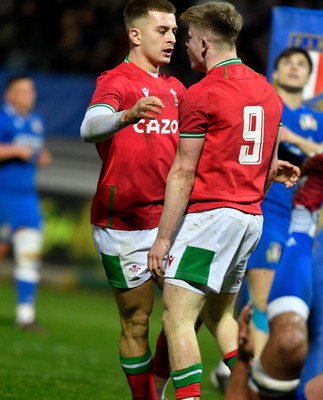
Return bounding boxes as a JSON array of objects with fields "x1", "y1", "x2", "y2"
[
  {"x1": 0, "y1": 143, "x2": 33, "y2": 161},
  {"x1": 148, "y1": 135, "x2": 205, "y2": 279},
  {"x1": 264, "y1": 124, "x2": 281, "y2": 195},
  {"x1": 80, "y1": 96, "x2": 164, "y2": 143},
  {"x1": 281, "y1": 126, "x2": 323, "y2": 157},
  {"x1": 37, "y1": 147, "x2": 52, "y2": 167}
]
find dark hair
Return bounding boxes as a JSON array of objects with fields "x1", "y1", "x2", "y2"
[
  {"x1": 180, "y1": 2, "x2": 243, "y2": 45},
  {"x1": 274, "y1": 47, "x2": 313, "y2": 74},
  {"x1": 123, "y1": 0, "x2": 176, "y2": 31},
  {"x1": 4, "y1": 74, "x2": 33, "y2": 91}
]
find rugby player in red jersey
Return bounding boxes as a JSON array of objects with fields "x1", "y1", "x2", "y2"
[
  {"x1": 147, "y1": 2, "x2": 293, "y2": 399},
  {"x1": 80, "y1": 1, "x2": 185, "y2": 398}
]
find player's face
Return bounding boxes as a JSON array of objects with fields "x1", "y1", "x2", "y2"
[
  {"x1": 136, "y1": 11, "x2": 177, "y2": 72},
  {"x1": 5, "y1": 79, "x2": 36, "y2": 116},
  {"x1": 185, "y1": 25, "x2": 205, "y2": 73},
  {"x1": 273, "y1": 53, "x2": 311, "y2": 91}
]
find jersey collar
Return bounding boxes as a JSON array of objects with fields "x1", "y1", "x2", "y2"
[
  {"x1": 124, "y1": 56, "x2": 159, "y2": 78},
  {"x1": 211, "y1": 58, "x2": 242, "y2": 69}
]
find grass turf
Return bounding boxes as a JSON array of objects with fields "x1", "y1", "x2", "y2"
[{"x1": 0, "y1": 280, "x2": 225, "y2": 399}]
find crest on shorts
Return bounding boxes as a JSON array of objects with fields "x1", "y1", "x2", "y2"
[
  {"x1": 266, "y1": 242, "x2": 282, "y2": 263},
  {"x1": 128, "y1": 264, "x2": 141, "y2": 281}
]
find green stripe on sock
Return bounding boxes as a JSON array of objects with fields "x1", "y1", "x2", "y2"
[
  {"x1": 120, "y1": 350, "x2": 153, "y2": 375},
  {"x1": 171, "y1": 363, "x2": 203, "y2": 388},
  {"x1": 224, "y1": 355, "x2": 237, "y2": 371}
]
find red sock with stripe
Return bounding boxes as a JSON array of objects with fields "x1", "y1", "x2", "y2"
[
  {"x1": 120, "y1": 350, "x2": 157, "y2": 400},
  {"x1": 171, "y1": 363, "x2": 202, "y2": 399}
]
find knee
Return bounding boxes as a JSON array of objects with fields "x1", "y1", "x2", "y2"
[
  {"x1": 12, "y1": 229, "x2": 43, "y2": 282},
  {"x1": 278, "y1": 330, "x2": 307, "y2": 367},
  {"x1": 121, "y1": 306, "x2": 150, "y2": 340},
  {"x1": 272, "y1": 319, "x2": 308, "y2": 372}
]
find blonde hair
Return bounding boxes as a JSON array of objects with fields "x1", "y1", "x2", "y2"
[{"x1": 181, "y1": 2, "x2": 243, "y2": 45}]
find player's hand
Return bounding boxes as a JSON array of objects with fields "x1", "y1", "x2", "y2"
[
  {"x1": 147, "y1": 237, "x2": 170, "y2": 280},
  {"x1": 275, "y1": 159, "x2": 300, "y2": 188},
  {"x1": 121, "y1": 96, "x2": 164, "y2": 125},
  {"x1": 38, "y1": 148, "x2": 52, "y2": 167},
  {"x1": 15, "y1": 146, "x2": 34, "y2": 161}
]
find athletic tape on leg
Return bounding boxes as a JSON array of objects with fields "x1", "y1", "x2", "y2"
[{"x1": 12, "y1": 229, "x2": 43, "y2": 283}]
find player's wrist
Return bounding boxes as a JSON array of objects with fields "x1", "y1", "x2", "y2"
[{"x1": 121, "y1": 110, "x2": 130, "y2": 126}]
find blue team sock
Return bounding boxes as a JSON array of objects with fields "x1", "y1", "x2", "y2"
[{"x1": 15, "y1": 279, "x2": 37, "y2": 304}]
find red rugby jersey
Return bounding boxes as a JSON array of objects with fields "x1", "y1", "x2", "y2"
[
  {"x1": 179, "y1": 59, "x2": 283, "y2": 215},
  {"x1": 88, "y1": 59, "x2": 185, "y2": 230}
]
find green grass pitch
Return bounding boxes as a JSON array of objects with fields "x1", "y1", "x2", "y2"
[{"x1": 0, "y1": 280, "x2": 225, "y2": 399}]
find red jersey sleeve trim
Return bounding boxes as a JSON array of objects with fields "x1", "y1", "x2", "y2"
[
  {"x1": 180, "y1": 132, "x2": 205, "y2": 138},
  {"x1": 87, "y1": 103, "x2": 116, "y2": 113}
]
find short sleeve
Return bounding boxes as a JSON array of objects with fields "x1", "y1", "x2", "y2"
[
  {"x1": 179, "y1": 83, "x2": 209, "y2": 136},
  {"x1": 88, "y1": 72, "x2": 125, "y2": 113}
]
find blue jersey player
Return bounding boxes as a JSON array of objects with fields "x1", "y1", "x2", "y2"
[
  {"x1": 297, "y1": 225, "x2": 323, "y2": 399},
  {"x1": 0, "y1": 74, "x2": 51, "y2": 331},
  {"x1": 245, "y1": 47, "x2": 323, "y2": 356}
]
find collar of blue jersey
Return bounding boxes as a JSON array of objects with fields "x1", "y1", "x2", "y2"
[{"x1": 211, "y1": 58, "x2": 242, "y2": 69}]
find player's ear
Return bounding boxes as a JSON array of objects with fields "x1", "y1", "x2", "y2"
[
  {"x1": 129, "y1": 28, "x2": 141, "y2": 46},
  {"x1": 201, "y1": 37, "x2": 209, "y2": 57}
]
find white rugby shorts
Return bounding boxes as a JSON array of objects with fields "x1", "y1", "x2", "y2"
[
  {"x1": 91, "y1": 225, "x2": 158, "y2": 289},
  {"x1": 164, "y1": 208, "x2": 263, "y2": 294}
]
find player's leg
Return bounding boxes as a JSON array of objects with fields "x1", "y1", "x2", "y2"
[
  {"x1": 113, "y1": 279, "x2": 157, "y2": 399},
  {"x1": 12, "y1": 228, "x2": 43, "y2": 330},
  {"x1": 297, "y1": 228, "x2": 323, "y2": 400},
  {"x1": 210, "y1": 280, "x2": 249, "y2": 392},
  {"x1": 250, "y1": 231, "x2": 313, "y2": 398},
  {"x1": 246, "y1": 208, "x2": 290, "y2": 357},
  {"x1": 92, "y1": 225, "x2": 158, "y2": 399},
  {"x1": 247, "y1": 268, "x2": 274, "y2": 354},
  {"x1": 164, "y1": 208, "x2": 262, "y2": 398},
  {"x1": 163, "y1": 281, "x2": 205, "y2": 400},
  {"x1": 202, "y1": 291, "x2": 239, "y2": 366},
  {"x1": 0, "y1": 242, "x2": 10, "y2": 260},
  {"x1": 7, "y1": 193, "x2": 45, "y2": 331},
  {"x1": 151, "y1": 276, "x2": 171, "y2": 400},
  {"x1": 153, "y1": 328, "x2": 170, "y2": 399},
  {"x1": 152, "y1": 276, "x2": 204, "y2": 400}
]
